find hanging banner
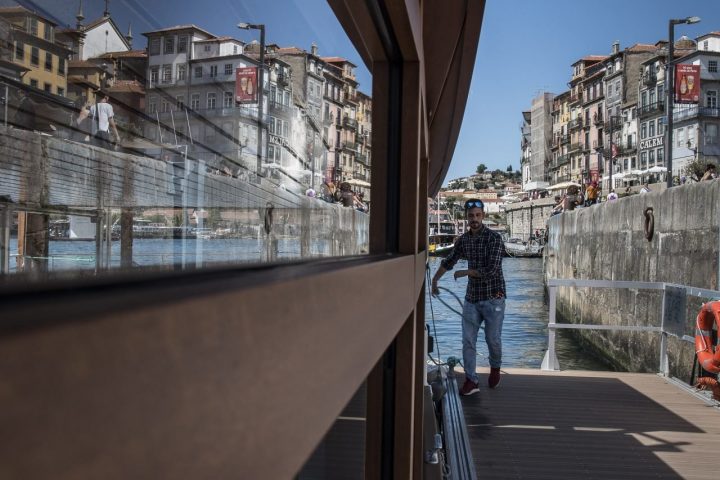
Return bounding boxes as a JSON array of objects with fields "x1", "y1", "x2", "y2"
[
  {"x1": 611, "y1": 143, "x2": 618, "y2": 159},
  {"x1": 675, "y1": 64, "x2": 700, "y2": 104},
  {"x1": 235, "y1": 67, "x2": 258, "y2": 104}
]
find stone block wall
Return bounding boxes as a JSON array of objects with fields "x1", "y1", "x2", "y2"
[
  {"x1": 504, "y1": 197, "x2": 555, "y2": 241},
  {"x1": 544, "y1": 181, "x2": 720, "y2": 378}
]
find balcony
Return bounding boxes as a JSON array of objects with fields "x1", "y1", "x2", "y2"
[
  {"x1": 593, "y1": 139, "x2": 604, "y2": 151},
  {"x1": 277, "y1": 72, "x2": 290, "y2": 86},
  {"x1": 343, "y1": 116, "x2": 358, "y2": 130},
  {"x1": 592, "y1": 113, "x2": 604, "y2": 126},
  {"x1": 568, "y1": 142, "x2": 583, "y2": 153},
  {"x1": 569, "y1": 92, "x2": 583, "y2": 105},
  {"x1": 568, "y1": 118, "x2": 583, "y2": 130},
  {"x1": 674, "y1": 105, "x2": 720, "y2": 122},
  {"x1": 642, "y1": 72, "x2": 657, "y2": 86},
  {"x1": 638, "y1": 101, "x2": 665, "y2": 118},
  {"x1": 560, "y1": 134, "x2": 571, "y2": 145},
  {"x1": 356, "y1": 152, "x2": 369, "y2": 165},
  {"x1": 268, "y1": 101, "x2": 290, "y2": 114},
  {"x1": 604, "y1": 116, "x2": 622, "y2": 132},
  {"x1": 342, "y1": 141, "x2": 358, "y2": 152},
  {"x1": 582, "y1": 143, "x2": 591, "y2": 153}
]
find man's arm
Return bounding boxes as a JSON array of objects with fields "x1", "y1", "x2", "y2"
[
  {"x1": 480, "y1": 235, "x2": 504, "y2": 277},
  {"x1": 431, "y1": 238, "x2": 463, "y2": 295}
]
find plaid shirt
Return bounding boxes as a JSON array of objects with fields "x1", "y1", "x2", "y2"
[{"x1": 440, "y1": 226, "x2": 506, "y2": 303}]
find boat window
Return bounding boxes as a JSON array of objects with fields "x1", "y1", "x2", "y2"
[{"x1": 0, "y1": 0, "x2": 372, "y2": 280}]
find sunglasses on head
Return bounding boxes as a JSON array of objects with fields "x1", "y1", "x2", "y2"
[{"x1": 464, "y1": 200, "x2": 484, "y2": 209}]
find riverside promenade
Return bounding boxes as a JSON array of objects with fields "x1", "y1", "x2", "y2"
[{"x1": 461, "y1": 368, "x2": 720, "y2": 480}]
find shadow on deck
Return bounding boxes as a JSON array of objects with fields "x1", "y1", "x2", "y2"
[{"x1": 460, "y1": 368, "x2": 719, "y2": 480}]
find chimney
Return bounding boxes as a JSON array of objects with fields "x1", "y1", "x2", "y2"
[
  {"x1": 311, "y1": 42, "x2": 318, "y2": 56},
  {"x1": 612, "y1": 41, "x2": 620, "y2": 55},
  {"x1": 126, "y1": 22, "x2": 133, "y2": 48}
]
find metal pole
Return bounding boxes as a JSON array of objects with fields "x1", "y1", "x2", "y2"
[
  {"x1": 659, "y1": 287, "x2": 669, "y2": 376},
  {"x1": 256, "y1": 25, "x2": 265, "y2": 182},
  {"x1": 0, "y1": 207, "x2": 10, "y2": 274},
  {"x1": 541, "y1": 286, "x2": 560, "y2": 371},
  {"x1": 666, "y1": 21, "x2": 675, "y2": 188},
  {"x1": 609, "y1": 115, "x2": 613, "y2": 191},
  {"x1": 3, "y1": 83, "x2": 8, "y2": 127}
]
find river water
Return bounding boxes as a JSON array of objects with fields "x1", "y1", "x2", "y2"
[{"x1": 426, "y1": 256, "x2": 609, "y2": 371}]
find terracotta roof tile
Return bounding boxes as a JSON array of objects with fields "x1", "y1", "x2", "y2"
[{"x1": 96, "y1": 50, "x2": 147, "y2": 59}]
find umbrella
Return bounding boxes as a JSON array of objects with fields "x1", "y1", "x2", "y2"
[
  {"x1": 647, "y1": 166, "x2": 666, "y2": 173},
  {"x1": 547, "y1": 181, "x2": 580, "y2": 190}
]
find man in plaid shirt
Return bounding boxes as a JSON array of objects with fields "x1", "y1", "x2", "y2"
[{"x1": 431, "y1": 198, "x2": 506, "y2": 395}]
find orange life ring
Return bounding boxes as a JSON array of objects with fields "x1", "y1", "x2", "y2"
[{"x1": 695, "y1": 301, "x2": 720, "y2": 373}]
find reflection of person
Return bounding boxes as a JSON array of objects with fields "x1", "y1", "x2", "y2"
[
  {"x1": 431, "y1": 198, "x2": 506, "y2": 395},
  {"x1": 78, "y1": 92, "x2": 120, "y2": 148}
]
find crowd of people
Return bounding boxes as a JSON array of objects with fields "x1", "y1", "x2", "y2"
[
  {"x1": 308, "y1": 180, "x2": 369, "y2": 212},
  {"x1": 551, "y1": 167, "x2": 717, "y2": 216}
]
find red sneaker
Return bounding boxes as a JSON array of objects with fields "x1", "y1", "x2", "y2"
[
  {"x1": 488, "y1": 367, "x2": 501, "y2": 389},
  {"x1": 459, "y1": 379, "x2": 479, "y2": 396}
]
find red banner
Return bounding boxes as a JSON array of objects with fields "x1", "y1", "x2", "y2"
[
  {"x1": 675, "y1": 64, "x2": 700, "y2": 104},
  {"x1": 235, "y1": 67, "x2": 258, "y2": 104},
  {"x1": 611, "y1": 143, "x2": 618, "y2": 159}
]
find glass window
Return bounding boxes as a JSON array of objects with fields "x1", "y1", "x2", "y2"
[
  {"x1": 640, "y1": 122, "x2": 647, "y2": 139},
  {"x1": 707, "y1": 91, "x2": 717, "y2": 109},
  {"x1": 162, "y1": 65, "x2": 172, "y2": 83},
  {"x1": 710, "y1": 60, "x2": 718, "y2": 73},
  {"x1": 648, "y1": 120, "x2": 655, "y2": 138},
  {"x1": 1, "y1": 0, "x2": 372, "y2": 288},
  {"x1": 43, "y1": 83, "x2": 51, "y2": 92},
  {"x1": 640, "y1": 151, "x2": 647, "y2": 169},
  {"x1": 676, "y1": 127, "x2": 685, "y2": 147},
  {"x1": 648, "y1": 149, "x2": 655, "y2": 166},
  {"x1": 706, "y1": 123, "x2": 718, "y2": 144},
  {"x1": 149, "y1": 38, "x2": 161, "y2": 55},
  {"x1": 657, "y1": 148, "x2": 664, "y2": 164}
]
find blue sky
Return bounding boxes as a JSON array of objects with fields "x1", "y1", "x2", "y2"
[{"x1": 17, "y1": 0, "x2": 720, "y2": 184}]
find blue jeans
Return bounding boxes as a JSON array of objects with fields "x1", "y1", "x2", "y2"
[{"x1": 462, "y1": 298, "x2": 505, "y2": 383}]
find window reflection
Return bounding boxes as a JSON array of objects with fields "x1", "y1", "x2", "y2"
[{"x1": 0, "y1": 1, "x2": 372, "y2": 277}]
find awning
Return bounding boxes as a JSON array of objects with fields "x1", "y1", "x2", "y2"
[
  {"x1": 347, "y1": 178, "x2": 371, "y2": 187},
  {"x1": 547, "y1": 181, "x2": 580, "y2": 190},
  {"x1": 647, "y1": 166, "x2": 666, "y2": 173}
]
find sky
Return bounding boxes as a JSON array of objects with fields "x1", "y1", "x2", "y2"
[{"x1": 10, "y1": 0, "x2": 720, "y2": 185}]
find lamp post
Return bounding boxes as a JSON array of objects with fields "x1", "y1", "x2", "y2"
[
  {"x1": 237, "y1": 22, "x2": 266, "y2": 182},
  {"x1": 665, "y1": 16, "x2": 701, "y2": 188}
]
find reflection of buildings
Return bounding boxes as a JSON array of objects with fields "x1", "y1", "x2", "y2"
[
  {"x1": 0, "y1": 6, "x2": 72, "y2": 96},
  {"x1": 142, "y1": 23, "x2": 373, "y2": 195}
]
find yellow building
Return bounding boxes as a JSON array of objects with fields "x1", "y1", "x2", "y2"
[{"x1": 0, "y1": 6, "x2": 71, "y2": 96}]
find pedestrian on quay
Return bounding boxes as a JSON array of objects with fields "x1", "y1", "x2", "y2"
[
  {"x1": 585, "y1": 181, "x2": 598, "y2": 206},
  {"x1": 607, "y1": 189, "x2": 618, "y2": 201},
  {"x1": 431, "y1": 198, "x2": 506, "y2": 395},
  {"x1": 640, "y1": 183, "x2": 651, "y2": 194},
  {"x1": 701, "y1": 164, "x2": 717, "y2": 181}
]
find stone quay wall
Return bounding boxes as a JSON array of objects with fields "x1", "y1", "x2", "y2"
[
  {"x1": 504, "y1": 197, "x2": 555, "y2": 241},
  {"x1": 544, "y1": 180, "x2": 720, "y2": 378}
]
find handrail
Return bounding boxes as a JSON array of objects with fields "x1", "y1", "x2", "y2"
[{"x1": 542, "y1": 278, "x2": 720, "y2": 373}]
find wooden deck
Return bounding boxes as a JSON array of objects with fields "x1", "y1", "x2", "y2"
[{"x1": 460, "y1": 368, "x2": 720, "y2": 480}]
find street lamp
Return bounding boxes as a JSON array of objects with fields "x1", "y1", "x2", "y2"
[
  {"x1": 237, "y1": 22, "x2": 266, "y2": 182},
  {"x1": 665, "y1": 16, "x2": 700, "y2": 188}
]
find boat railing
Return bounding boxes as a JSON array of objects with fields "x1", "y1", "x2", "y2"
[{"x1": 543, "y1": 279, "x2": 720, "y2": 375}]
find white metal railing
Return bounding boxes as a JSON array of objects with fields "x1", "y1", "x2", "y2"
[{"x1": 542, "y1": 279, "x2": 720, "y2": 374}]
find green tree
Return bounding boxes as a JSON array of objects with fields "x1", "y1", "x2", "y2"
[
  {"x1": 506, "y1": 164, "x2": 513, "y2": 172},
  {"x1": 684, "y1": 157, "x2": 712, "y2": 182},
  {"x1": 476, "y1": 163, "x2": 487, "y2": 174}
]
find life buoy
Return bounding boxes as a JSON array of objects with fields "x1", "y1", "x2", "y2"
[{"x1": 695, "y1": 301, "x2": 720, "y2": 373}]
